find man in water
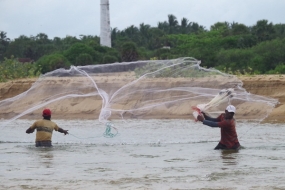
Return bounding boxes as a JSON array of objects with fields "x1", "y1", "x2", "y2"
[
  {"x1": 26, "y1": 108, "x2": 68, "y2": 147},
  {"x1": 197, "y1": 105, "x2": 240, "y2": 150}
]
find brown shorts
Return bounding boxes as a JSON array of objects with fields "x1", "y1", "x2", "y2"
[{"x1": 35, "y1": 141, "x2": 52, "y2": 147}]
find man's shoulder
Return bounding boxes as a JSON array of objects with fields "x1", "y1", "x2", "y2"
[
  {"x1": 36, "y1": 119, "x2": 57, "y2": 125},
  {"x1": 34, "y1": 119, "x2": 43, "y2": 124},
  {"x1": 218, "y1": 113, "x2": 225, "y2": 119}
]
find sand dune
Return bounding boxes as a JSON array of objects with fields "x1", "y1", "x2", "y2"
[{"x1": 0, "y1": 74, "x2": 284, "y2": 123}]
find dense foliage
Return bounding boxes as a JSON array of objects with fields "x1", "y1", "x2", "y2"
[
  {"x1": 1, "y1": 15, "x2": 285, "y2": 82},
  {"x1": 0, "y1": 56, "x2": 39, "y2": 82}
]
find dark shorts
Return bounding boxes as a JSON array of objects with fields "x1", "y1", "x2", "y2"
[
  {"x1": 214, "y1": 142, "x2": 240, "y2": 150},
  {"x1": 35, "y1": 141, "x2": 52, "y2": 147}
]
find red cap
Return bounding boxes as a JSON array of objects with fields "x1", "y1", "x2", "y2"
[{"x1": 42, "y1": 108, "x2": 51, "y2": 116}]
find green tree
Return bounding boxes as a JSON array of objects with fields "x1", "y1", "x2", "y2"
[
  {"x1": 210, "y1": 22, "x2": 231, "y2": 36},
  {"x1": 4, "y1": 35, "x2": 31, "y2": 59},
  {"x1": 147, "y1": 28, "x2": 166, "y2": 50},
  {"x1": 35, "y1": 33, "x2": 50, "y2": 44},
  {"x1": 102, "y1": 55, "x2": 117, "y2": 64},
  {"x1": 121, "y1": 25, "x2": 139, "y2": 42},
  {"x1": 60, "y1": 36, "x2": 80, "y2": 51},
  {"x1": 76, "y1": 53, "x2": 93, "y2": 66},
  {"x1": 188, "y1": 22, "x2": 206, "y2": 34},
  {"x1": 35, "y1": 53, "x2": 71, "y2": 74},
  {"x1": 216, "y1": 48, "x2": 255, "y2": 74},
  {"x1": 231, "y1": 22, "x2": 250, "y2": 35},
  {"x1": 79, "y1": 35, "x2": 100, "y2": 45},
  {"x1": 157, "y1": 21, "x2": 169, "y2": 33},
  {"x1": 121, "y1": 42, "x2": 139, "y2": 62},
  {"x1": 168, "y1": 14, "x2": 179, "y2": 34},
  {"x1": 251, "y1": 38, "x2": 285, "y2": 73},
  {"x1": 251, "y1": 20, "x2": 275, "y2": 42},
  {"x1": 4, "y1": 33, "x2": 56, "y2": 61},
  {"x1": 111, "y1": 27, "x2": 120, "y2": 47},
  {"x1": 180, "y1": 17, "x2": 189, "y2": 34},
  {"x1": 0, "y1": 31, "x2": 10, "y2": 61},
  {"x1": 138, "y1": 23, "x2": 151, "y2": 47},
  {"x1": 273, "y1": 24, "x2": 285, "y2": 39},
  {"x1": 236, "y1": 34, "x2": 257, "y2": 48},
  {"x1": 63, "y1": 43, "x2": 96, "y2": 64}
]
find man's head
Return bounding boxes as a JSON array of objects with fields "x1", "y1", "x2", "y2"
[
  {"x1": 42, "y1": 108, "x2": 51, "y2": 119},
  {"x1": 226, "y1": 105, "x2": 236, "y2": 113},
  {"x1": 225, "y1": 105, "x2": 235, "y2": 119}
]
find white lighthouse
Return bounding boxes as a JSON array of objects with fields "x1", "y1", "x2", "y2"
[{"x1": 100, "y1": 0, "x2": 111, "y2": 47}]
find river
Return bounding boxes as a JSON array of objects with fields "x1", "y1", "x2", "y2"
[{"x1": 0, "y1": 119, "x2": 284, "y2": 189}]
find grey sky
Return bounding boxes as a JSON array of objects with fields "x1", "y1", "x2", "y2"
[{"x1": 1, "y1": 0, "x2": 284, "y2": 40}]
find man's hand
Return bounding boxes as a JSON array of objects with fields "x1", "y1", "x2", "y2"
[
  {"x1": 197, "y1": 114, "x2": 205, "y2": 122},
  {"x1": 58, "y1": 128, "x2": 69, "y2": 135},
  {"x1": 26, "y1": 128, "x2": 34, "y2": 134},
  {"x1": 63, "y1": 130, "x2": 69, "y2": 135},
  {"x1": 201, "y1": 112, "x2": 207, "y2": 117}
]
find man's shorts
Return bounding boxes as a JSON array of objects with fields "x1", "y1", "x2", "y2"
[{"x1": 35, "y1": 141, "x2": 52, "y2": 147}]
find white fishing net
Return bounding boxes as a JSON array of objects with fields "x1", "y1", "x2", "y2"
[{"x1": 0, "y1": 57, "x2": 278, "y2": 130}]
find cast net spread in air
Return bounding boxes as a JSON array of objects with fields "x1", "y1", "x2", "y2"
[{"x1": 0, "y1": 57, "x2": 278, "y2": 133}]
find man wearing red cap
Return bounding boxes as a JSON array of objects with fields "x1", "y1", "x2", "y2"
[
  {"x1": 26, "y1": 108, "x2": 69, "y2": 147},
  {"x1": 197, "y1": 105, "x2": 240, "y2": 150}
]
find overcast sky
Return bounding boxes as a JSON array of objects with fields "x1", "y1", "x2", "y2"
[{"x1": 1, "y1": 0, "x2": 284, "y2": 40}]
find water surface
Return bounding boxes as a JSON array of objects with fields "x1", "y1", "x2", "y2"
[{"x1": 0, "y1": 119, "x2": 285, "y2": 189}]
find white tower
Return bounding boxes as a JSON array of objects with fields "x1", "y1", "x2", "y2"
[{"x1": 100, "y1": 0, "x2": 111, "y2": 47}]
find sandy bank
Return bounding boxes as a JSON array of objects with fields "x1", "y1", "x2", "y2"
[{"x1": 0, "y1": 74, "x2": 284, "y2": 123}]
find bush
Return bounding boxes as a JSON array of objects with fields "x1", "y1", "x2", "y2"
[
  {"x1": 64, "y1": 43, "x2": 95, "y2": 64},
  {"x1": 0, "y1": 56, "x2": 38, "y2": 82},
  {"x1": 268, "y1": 64, "x2": 285, "y2": 74},
  {"x1": 75, "y1": 53, "x2": 93, "y2": 66},
  {"x1": 35, "y1": 53, "x2": 71, "y2": 74},
  {"x1": 102, "y1": 55, "x2": 118, "y2": 64},
  {"x1": 121, "y1": 42, "x2": 139, "y2": 62}
]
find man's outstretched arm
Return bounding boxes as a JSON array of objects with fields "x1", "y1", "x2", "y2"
[
  {"x1": 202, "y1": 120, "x2": 219, "y2": 128},
  {"x1": 197, "y1": 115, "x2": 219, "y2": 128},
  {"x1": 26, "y1": 127, "x2": 35, "y2": 134},
  {"x1": 58, "y1": 128, "x2": 68, "y2": 135},
  {"x1": 202, "y1": 112, "x2": 220, "y2": 122}
]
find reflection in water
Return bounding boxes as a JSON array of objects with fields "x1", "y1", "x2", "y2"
[
  {"x1": 220, "y1": 149, "x2": 239, "y2": 166},
  {"x1": 27, "y1": 146, "x2": 55, "y2": 168},
  {"x1": 38, "y1": 149, "x2": 54, "y2": 168}
]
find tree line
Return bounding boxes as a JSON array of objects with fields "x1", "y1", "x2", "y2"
[{"x1": 1, "y1": 14, "x2": 285, "y2": 82}]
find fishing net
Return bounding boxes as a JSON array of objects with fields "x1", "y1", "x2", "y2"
[{"x1": 0, "y1": 57, "x2": 278, "y2": 133}]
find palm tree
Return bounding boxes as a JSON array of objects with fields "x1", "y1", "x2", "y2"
[
  {"x1": 123, "y1": 25, "x2": 139, "y2": 39},
  {"x1": 138, "y1": 23, "x2": 151, "y2": 46},
  {"x1": 273, "y1": 24, "x2": 285, "y2": 39},
  {"x1": 210, "y1": 22, "x2": 230, "y2": 31},
  {"x1": 139, "y1": 23, "x2": 151, "y2": 38},
  {"x1": 111, "y1": 27, "x2": 119, "y2": 41},
  {"x1": 188, "y1": 22, "x2": 206, "y2": 34},
  {"x1": 121, "y1": 42, "x2": 139, "y2": 62},
  {"x1": 230, "y1": 22, "x2": 250, "y2": 35},
  {"x1": 0, "y1": 31, "x2": 10, "y2": 44},
  {"x1": 251, "y1": 20, "x2": 275, "y2": 42},
  {"x1": 147, "y1": 28, "x2": 165, "y2": 50},
  {"x1": 180, "y1": 17, "x2": 189, "y2": 34},
  {"x1": 157, "y1": 21, "x2": 169, "y2": 33},
  {"x1": 0, "y1": 31, "x2": 10, "y2": 60},
  {"x1": 168, "y1": 14, "x2": 178, "y2": 34},
  {"x1": 35, "y1": 33, "x2": 50, "y2": 44}
]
